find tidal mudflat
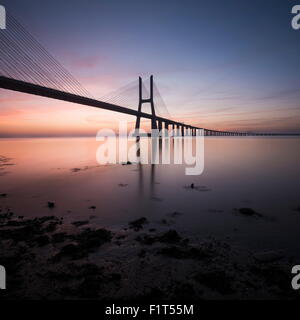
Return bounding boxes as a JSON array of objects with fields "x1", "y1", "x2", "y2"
[
  {"x1": 0, "y1": 137, "x2": 300, "y2": 299},
  {"x1": 0, "y1": 209, "x2": 298, "y2": 300}
]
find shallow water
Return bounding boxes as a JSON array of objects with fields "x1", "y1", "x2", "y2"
[{"x1": 0, "y1": 136, "x2": 300, "y2": 257}]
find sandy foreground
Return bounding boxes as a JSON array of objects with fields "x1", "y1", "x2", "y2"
[{"x1": 0, "y1": 203, "x2": 299, "y2": 301}]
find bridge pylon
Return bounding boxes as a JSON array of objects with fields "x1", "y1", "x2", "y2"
[{"x1": 135, "y1": 75, "x2": 157, "y2": 134}]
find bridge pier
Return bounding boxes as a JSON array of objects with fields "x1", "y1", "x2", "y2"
[
  {"x1": 177, "y1": 124, "x2": 180, "y2": 137},
  {"x1": 158, "y1": 120, "x2": 162, "y2": 132},
  {"x1": 135, "y1": 75, "x2": 159, "y2": 133},
  {"x1": 165, "y1": 122, "x2": 169, "y2": 135}
]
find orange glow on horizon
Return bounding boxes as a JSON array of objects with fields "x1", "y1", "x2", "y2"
[{"x1": 1, "y1": 87, "x2": 300, "y2": 137}]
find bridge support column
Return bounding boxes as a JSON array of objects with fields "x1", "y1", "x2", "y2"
[
  {"x1": 135, "y1": 75, "x2": 158, "y2": 134},
  {"x1": 165, "y1": 122, "x2": 169, "y2": 136},
  {"x1": 158, "y1": 120, "x2": 162, "y2": 132},
  {"x1": 135, "y1": 77, "x2": 143, "y2": 133}
]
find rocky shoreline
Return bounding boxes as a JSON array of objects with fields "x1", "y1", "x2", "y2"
[{"x1": 0, "y1": 207, "x2": 299, "y2": 300}]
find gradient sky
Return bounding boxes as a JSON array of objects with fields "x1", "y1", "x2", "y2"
[{"x1": 1, "y1": 0, "x2": 300, "y2": 136}]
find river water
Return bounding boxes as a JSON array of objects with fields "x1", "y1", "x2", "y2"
[{"x1": 0, "y1": 136, "x2": 300, "y2": 257}]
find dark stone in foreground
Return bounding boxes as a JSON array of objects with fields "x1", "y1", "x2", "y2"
[
  {"x1": 129, "y1": 217, "x2": 148, "y2": 231},
  {"x1": 34, "y1": 235, "x2": 50, "y2": 247},
  {"x1": 159, "y1": 230, "x2": 182, "y2": 243},
  {"x1": 122, "y1": 161, "x2": 132, "y2": 165},
  {"x1": 0, "y1": 216, "x2": 60, "y2": 243},
  {"x1": 72, "y1": 220, "x2": 89, "y2": 227},
  {"x1": 237, "y1": 208, "x2": 262, "y2": 217},
  {"x1": 52, "y1": 232, "x2": 68, "y2": 243},
  {"x1": 52, "y1": 228, "x2": 112, "y2": 261},
  {"x1": 136, "y1": 230, "x2": 183, "y2": 245},
  {"x1": 47, "y1": 202, "x2": 55, "y2": 209}
]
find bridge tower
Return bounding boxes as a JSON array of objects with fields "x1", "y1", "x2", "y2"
[{"x1": 135, "y1": 75, "x2": 157, "y2": 132}]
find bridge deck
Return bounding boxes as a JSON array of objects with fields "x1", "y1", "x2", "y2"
[
  {"x1": 0, "y1": 76, "x2": 185, "y2": 128},
  {"x1": 1, "y1": 76, "x2": 298, "y2": 136}
]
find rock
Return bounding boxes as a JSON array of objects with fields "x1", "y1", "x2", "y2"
[
  {"x1": 53, "y1": 229, "x2": 112, "y2": 262},
  {"x1": 136, "y1": 230, "x2": 182, "y2": 245},
  {"x1": 0, "y1": 193, "x2": 7, "y2": 198},
  {"x1": 71, "y1": 228, "x2": 112, "y2": 249},
  {"x1": 89, "y1": 206, "x2": 96, "y2": 210},
  {"x1": 0, "y1": 225, "x2": 41, "y2": 242},
  {"x1": 47, "y1": 202, "x2": 55, "y2": 209},
  {"x1": 54, "y1": 244, "x2": 83, "y2": 260},
  {"x1": 191, "y1": 183, "x2": 194, "y2": 189},
  {"x1": 253, "y1": 251, "x2": 284, "y2": 263},
  {"x1": 118, "y1": 183, "x2": 128, "y2": 187},
  {"x1": 34, "y1": 235, "x2": 50, "y2": 247},
  {"x1": 72, "y1": 220, "x2": 89, "y2": 227},
  {"x1": 52, "y1": 232, "x2": 68, "y2": 243},
  {"x1": 52, "y1": 228, "x2": 112, "y2": 261},
  {"x1": 0, "y1": 216, "x2": 60, "y2": 243},
  {"x1": 129, "y1": 217, "x2": 148, "y2": 231},
  {"x1": 159, "y1": 230, "x2": 182, "y2": 243},
  {"x1": 160, "y1": 219, "x2": 174, "y2": 225},
  {"x1": 136, "y1": 234, "x2": 156, "y2": 245},
  {"x1": 122, "y1": 161, "x2": 132, "y2": 165},
  {"x1": 237, "y1": 208, "x2": 262, "y2": 217},
  {"x1": 168, "y1": 211, "x2": 183, "y2": 218}
]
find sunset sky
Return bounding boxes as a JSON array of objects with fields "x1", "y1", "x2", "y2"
[{"x1": 1, "y1": 0, "x2": 300, "y2": 137}]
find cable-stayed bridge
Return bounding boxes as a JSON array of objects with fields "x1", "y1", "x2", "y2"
[{"x1": 0, "y1": 13, "x2": 295, "y2": 137}]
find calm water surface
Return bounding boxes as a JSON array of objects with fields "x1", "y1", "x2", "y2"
[{"x1": 1, "y1": 137, "x2": 300, "y2": 257}]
